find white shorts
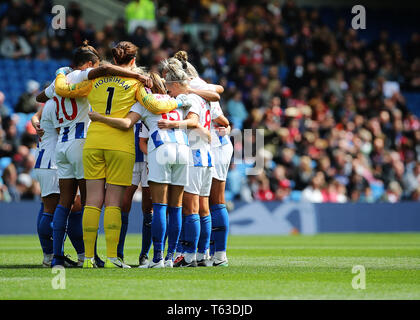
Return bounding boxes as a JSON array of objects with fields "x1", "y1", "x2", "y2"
[
  {"x1": 211, "y1": 142, "x2": 233, "y2": 182},
  {"x1": 184, "y1": 166, "x2": 213, "y2": 197},
  {"x1": 33, "y1": 168, "x2": 60, "y2": 197},
  {"x1": 132, "y1": 162, "x2": 149, "y2": 187},
  {"x1": 147, "y1": 143, "x2": 189, "y2": 186},
  {"x1": 55, "y1": 139, "x2": 85, "y2": 180}
]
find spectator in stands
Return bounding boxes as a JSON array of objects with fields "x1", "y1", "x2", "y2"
[
  {"x1": 301, "y1": 172, "x2": 325, "y2": 203},
  {"x1": 0, "y1": 91, "x2": 10, "y2": 117},
  {"x1": 17, "y1": 172, "x2": 38, "y2": 200},
  {"x1": 15, "y1": 80, "x2": 41, "y2": 114},
  {"x1": 226, "y1": 162, "x2": 246, "y2": 201},
  {"x1": 125, "y1": 0, "x2": 156, "y2": 33},
  {"x1": 0, "y1": 177, "x2": 10, "y2": 202},
  {"x1": 383, "y1": 181, "x2": 403, "y2": 203},
  {"x1": 2, "y1": 116, "x2": 19, "y2": 157},
  {"x1": 1, "y1": 164, "x2": 20, "y2": 202},
  {"x1": 227, "y1": 91, "x2": 248, "y2": 130},
  {"x1": 0, "y1": 27, "x2": 32, "y2": 58},
  {"x1": 255, "y1": 174, "x2": 275, "y2": 202},
  {"x1": 403, "y1": 162, "x2": 420, "y2": 198},
  {"x1": 360, "y1": 186, "x2": 375, "y2": 203},
  {"x1": 0, "y1": 0, "x2": 419, "y2": 203}
]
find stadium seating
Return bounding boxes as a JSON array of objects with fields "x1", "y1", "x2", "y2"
[{"x1": 0, "y1": 58, "x2": 70, "y2": 109}]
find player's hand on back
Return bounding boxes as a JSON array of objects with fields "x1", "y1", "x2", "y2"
[
  {"x1": 157, "y1": 119, "x2": 173, "y2": 129},
  {"x1": 88, "y1": 111, "x2": 101, "y2": 122},
  {"x1": 138, "y1": 74, "x2": 153, "y2": 89},
  {"x1": 33, "y1": 122, "x2": 44, "y2": 137}
]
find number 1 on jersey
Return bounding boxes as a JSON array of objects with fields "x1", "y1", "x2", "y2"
[{"x1": 106, "y1": 87, "x2": 115, "y2": 115}]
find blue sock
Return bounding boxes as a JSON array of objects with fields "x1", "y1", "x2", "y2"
[
  {"x1": 166, "y1": 207, "x2": 182, "y2": 259},
  {"x1": 151, "y1": 203, "x2": 167, "y2": 263},
  {"x1": 184, "y1": 214, "x2": 200, "y2": 254},
  {"x1": 53, "y1": 205, "x2": 71, "y2": 258},
  {"x1": 36, "y1": 203, "x2": 44, "y2": 249},
  {"x1": 198, "y1": 215, "x2": 211, "y2": 254},
  {"x1": 210, "y1": 233, "x2": 215, "y2": 256},
  {"x1": 210, "y1": 204, "x2": 229, "y2": 252},
  {"x1": 37, "y1": 203, "x2": 44, "y2": 229},
  {"x1": 176, "y1": 215, "x2": 185, "y2": 254},
  {"x1": 38, "y1": 212, "x2": 53, "y2": 254},
  {"x1": 163, "y1": 217, "x2": 169, "y2": 254},
  {"x1": 140, "y1": 212, "x2": 152, "y2": 256},
  {"x1": 67, "y1": 210, "x2": 84, "y2": 255},
  {"x1": 117, "y1": 211, "x2": 129, "y2": 258}
]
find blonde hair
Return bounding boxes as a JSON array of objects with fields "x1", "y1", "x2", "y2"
[
  {"x1": 131, "y1": 67, "x2": 167, "y2": 94},
  {"x1": 174, "y1": 51, "x2": 199, "y2": 78},
  {"x1": 164, "y1": 63, "x2": 189, "y2": 86},
  {"x1": 159, "y1": 57, "x2": 182, "y2": 74}
]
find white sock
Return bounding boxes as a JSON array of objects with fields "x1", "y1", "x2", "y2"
[
  {"x1": 184, "y1": 252, "x2": 196, "y2": 263},
  {"x1": 44, "y1": 253, "x2": 53, "y2": 261},
  {"x1": 215, "y1": 251, "x2": 227, "y2": 261}
]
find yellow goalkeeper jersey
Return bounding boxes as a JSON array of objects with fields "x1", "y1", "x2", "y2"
[{"x1": 54, "y1": 73, "x2": 178, "y2": 154}]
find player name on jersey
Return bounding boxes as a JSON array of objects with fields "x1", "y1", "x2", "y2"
[{"x1": 93, "y1": 76, "x2": 131, "y2": 90}]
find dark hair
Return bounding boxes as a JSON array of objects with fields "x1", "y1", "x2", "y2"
[
  {"x1": 72, "y1": 40, "x2": 100, "y2": 67},
  {"x1": 112, "y1": 41, "x2": 138, "y2": 65}
]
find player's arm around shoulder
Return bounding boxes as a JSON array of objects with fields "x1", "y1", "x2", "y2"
[
  {"x1": 54, "y1": 73, "x2": 92, "y2": 98},
  {"x1": 187, "y1": 86, "x2": 220, "y2": 102},
  {"x1": 88, "y1": 103, "x2": 141, "y2": 130},
  {"x1": 135, "y1": 82, "x2": 180, "y2": 114}
]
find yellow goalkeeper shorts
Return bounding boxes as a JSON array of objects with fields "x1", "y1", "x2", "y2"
[{"x1": 83, "y1": 148, "x2": 135, "y2": 186}]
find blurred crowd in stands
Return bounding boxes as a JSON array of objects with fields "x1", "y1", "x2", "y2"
[{"x1": 1, "y1": 0, "x2": 420, "y2": 203}]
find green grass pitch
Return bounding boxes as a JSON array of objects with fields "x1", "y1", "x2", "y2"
[{"x1": 0, "y1": 233, "x2": 420, "y2": 299}]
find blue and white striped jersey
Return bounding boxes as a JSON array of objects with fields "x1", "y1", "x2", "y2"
[
  {"x1": 34, "y1": 99, "x2": 58, "y2": 169},
  {"x1": 134, "y1": 120, "x2": 148, "y2": 163},
  {"x1": 186, "y1": 93, "x2": 213, "y2": 167},
  {"x1": 130, "y1": 95, "x2": 188, "y2": 154},
  {"x1": 45, "y1": 69, "x2": 91, "y2": 143},
  {"x1": 189, "y1": 76, "x2": 230, "y2": 148}
]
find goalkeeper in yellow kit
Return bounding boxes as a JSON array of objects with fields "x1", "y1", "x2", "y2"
[{"x1": 54, "y1": 41, "x2": 191, "y2": 268}]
